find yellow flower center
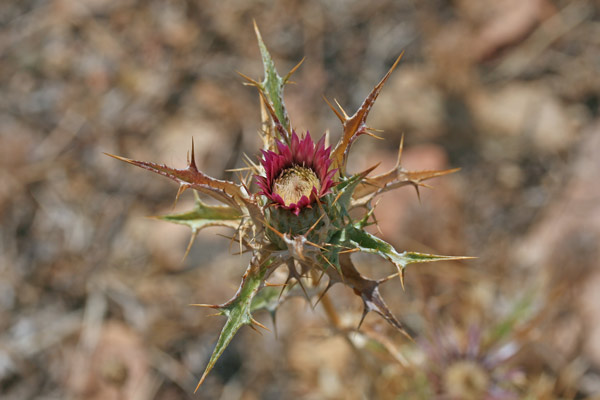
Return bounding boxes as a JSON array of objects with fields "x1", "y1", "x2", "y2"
[{"x1": 273, "y1": 165, "x2": 320, "y2": 207}]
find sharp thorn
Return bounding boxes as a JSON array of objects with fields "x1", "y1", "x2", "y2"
[
  {"x1": 339, "y1": 248, "x2": 360, "y2": 254},
  {"x1": 261, "y1": 218, "x2": 286, "y2": 239},
  {"x1": 265, "y1": 281, "x2": 287, "y2": 287},
  {"x1": 173, "y1": 184, "x2": 189, "y2": 209},
  {"x1": 251, "y1": 318, "x2": 271, "y2": 332},
  {"x1": 271, "y1": 312, "x2": 278, "y2": 339},
  {"x1": 249, "y1": 324, "x2": 263, "y2": 335},
  {"x1": 194, "y1": 372, "x2": 208, "y2": 393},
  {"x1": 357, "y1": 308, "x2": 369, "y2": 330},
  {"x1": 378, "y1": 272, "x2": 400, "y2": 284},
  {"x1": 331, "y1": 190, "x2": 345, "y2": 206},
  {"x1": 400, "y1": 268, "x2": 405, "y2": 291},
  {"x1": 296, "y1": 276, "x2": 312, "y2": 307},
  {"x1": 334, "y1": 98, "x2": 350, "y2": 120},
  {"x1": 314, "y1": 283, "x2": 333, "y2": 307},
  {"x1": 396, "y1": 134, "x2": 404, "y2": 167},
  {"x1": 319, "y1": 253, "x2": 337, "y2": 272},
  {"x1": 284, "y1": 57, "x2": 305, "y2": 83},
  {"x1": 189, "y1": 303, "x2": 221, "y2": 308},
  {"x1": 323, "y1": 95, "x2": 344, "y2": 123},
  {"x1": 181, "y1": 229, "x2": 198, "y2": 264},
  {"x1": 364, "y1": 130, "x2": 384, "y2": 140},
  {"x1": 237, "y1": 70, "x2": 260, "y2": 86},
  {"x1": 279, "y1": 273, "x2": 293, "y2": 301},
  {"x1": 305, "y1": 212, "x2": 325, "y2": 236},
  {"x1": 314, "y1": 269, "x2": 326, "y2": 286},
  {"x1": 413, "y1": 184, "x2": 421, "y2": 203},
  {"x1": 103, "y1": 152, "x2": 134, "y2": 164},
  {"x1": 206, "y1": 312, "x2": 222, "y2": 318},
  {"x1": 189, "y1": 137, "x2": 198, "y2": 171},
  {"x1": 305, "y1": 240, "x2": 326, "y2": 251}
]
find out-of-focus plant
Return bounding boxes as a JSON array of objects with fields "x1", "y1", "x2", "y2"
[{"x1": 107, "y1": 23, "x2": 471, "y2": 392}]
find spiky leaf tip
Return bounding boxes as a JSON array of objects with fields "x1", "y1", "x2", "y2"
[
  {"x1": 193, "y1": 254, "x2": 274, "y2": 392},
  {"x1": 347, "y1": 227, "x2": 473, "y2": 288}
]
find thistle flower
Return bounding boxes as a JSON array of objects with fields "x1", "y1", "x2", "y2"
[
  {"x1": 256, "y1": 131, "x2": 335, "y2": 215},
  {"x1": 107, "y1": 22, "x2": 472, "y2": 392},
  {"x1": 420, "y1": 325, "x2": 523, "y2": 399}
]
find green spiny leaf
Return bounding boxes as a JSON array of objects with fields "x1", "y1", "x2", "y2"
[
  {"x1": 195, "y1": 254, "x2": 272, "y2": 392},
  {"x1": 399, "y1": 251, "x2": 474, "y2": 265},
  {"x1": 347, "y1": 227, "x2": 473, "y2": 287},
  {"x1": 250, "y1": 285, "x2": 285, "y2": 314},
  {"x1": 158, "y1": 195, "x2": 242, "y2": 232},
  {"x1": 254, "y1": 21, "x2": 290, "y2": 133},
  {"x1": 333, "y1": 165, "x2": 379, "y2": 220},
  {"x1": 250, "y1": 284, "x2": 296, "y2": 335},
  {"x1": 335, "y1": 175, "x2": 364, "y2": 214},
  {"x1": 347, "y1": 227, "x2": 397, "y2": 258},
  {"x1": 322, "y1": 229, "x2": 345, "y2": 275}
]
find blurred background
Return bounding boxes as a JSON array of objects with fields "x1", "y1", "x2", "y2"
[{"x1": 2, "y1": 0, "x2": 600, "y2": 398}]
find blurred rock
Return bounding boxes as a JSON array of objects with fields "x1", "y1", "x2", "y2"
[
  {"x1": 370, "y1": 66, "x2": 445, "y2": 140},
  {"x1": 287, "y1": 334, "x2": 351, "y2": 398},
  {"x1": 67, "y1": 322, "x2": 150, "y2": 400},
  {"x1": 468, "y1": 83, "x2": 577, "y2": 153},
  {"x1": 515, "y1": 121, "x2": 600, "y2": 367}
]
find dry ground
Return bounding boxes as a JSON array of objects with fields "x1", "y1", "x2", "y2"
[{"x1": 1, "y1": 0, "x2": 600, "y2": 399}]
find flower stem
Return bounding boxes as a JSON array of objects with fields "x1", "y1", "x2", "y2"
[{"x1": 319, "y1": 292, "x2": 341, "y2": 328}]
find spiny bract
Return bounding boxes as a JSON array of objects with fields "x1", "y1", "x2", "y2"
[{"x1": 107, "y1": 23, "x2": 471, "y2": 392}]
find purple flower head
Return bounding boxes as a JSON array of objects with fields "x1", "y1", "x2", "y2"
[{"x1": 256, "y1": 131, "x2": 336, "y2": 215}]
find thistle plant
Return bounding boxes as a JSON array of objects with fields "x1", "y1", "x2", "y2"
[{"x1": 108, "y1": 24, "x2": 471, "y2": 392}]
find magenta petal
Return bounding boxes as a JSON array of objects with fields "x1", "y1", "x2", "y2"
[
  {"x1": 297, "y1": 195, "x2": 309, "y2": 207},
  {"x1": 271, "y1": 193, "x2": 285, "y2": 205},
  {"x1": 291, "y1": 132, "x2": 300, "y2": 153}
]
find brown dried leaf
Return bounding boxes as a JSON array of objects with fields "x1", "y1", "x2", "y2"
[
  {"x1": 330, "y1": 53, "x2": 404, "y2": 175},
  {"x1": 105, "y1": 142, "x2": 246, "y2": 210},
  {"x1": 326, "y1": 253, "x2": 410, "y2": 338},
  {"x1": 352, "y1": 139, "x2": 459, "y2": 205}
]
